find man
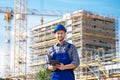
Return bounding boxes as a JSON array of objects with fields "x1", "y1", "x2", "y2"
[{"x1": 45, "y1": 24, "x2": 80, "y2": 80}]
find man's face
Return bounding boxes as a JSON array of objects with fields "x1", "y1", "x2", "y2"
[{"x1": 55, "y1": 30, "x2": 65, "y2": 42}]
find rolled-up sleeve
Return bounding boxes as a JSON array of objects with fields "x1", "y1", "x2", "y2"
[
  {"x1": 70, "y1": 44, "x2": 80, "y2": 67},
  {"x1": 44, "y1": 54, "x2": 50, "y2": 70},
  {"x1": 44, "y1": 47, "x2": 52, "y2": 70}
]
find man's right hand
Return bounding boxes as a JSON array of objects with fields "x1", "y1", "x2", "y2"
[{"x1": 48, "y1": 65, "x2": 57, "y2": 71}]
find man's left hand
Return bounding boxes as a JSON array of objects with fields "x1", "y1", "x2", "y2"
[{"x1": 56, "y1": 63, "x2": 66, "y2": 70}]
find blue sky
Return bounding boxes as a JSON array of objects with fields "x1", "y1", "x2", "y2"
[{"x1": 0, "y1": 0, "x2": 120, "y2": 77}]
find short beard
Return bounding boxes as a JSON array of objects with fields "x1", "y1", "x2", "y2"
[{"x1": 59, "y1": 38, "x2": 64, "y2": 42}]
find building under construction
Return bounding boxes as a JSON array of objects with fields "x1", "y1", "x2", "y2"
[{"x1": 29, "y1": 10, "x2": 120, "y2": 80}]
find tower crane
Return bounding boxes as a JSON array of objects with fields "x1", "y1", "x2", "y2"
[
  {"x1": 3, "y1": 8, "x2": 13, "y2": 78},
  {"x1": 0, "y1": 0, "x2": 62, "y2": 79}
]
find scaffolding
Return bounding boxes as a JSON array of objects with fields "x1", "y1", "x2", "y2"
[
  {"x1": 70, "y1": 10, "x2": 120, "y2": 80},
  {"x1": 29, "y1": 10, "x2": 120, "y2": 80}
]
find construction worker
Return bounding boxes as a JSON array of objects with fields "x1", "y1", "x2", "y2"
[{"x1": 45, "y1": 24, "x2": 80, "y2": 80}]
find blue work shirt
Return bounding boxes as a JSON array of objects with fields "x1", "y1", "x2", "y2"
[{"x1": 45, "y1": 41, "x2": 80, "y2": 69}]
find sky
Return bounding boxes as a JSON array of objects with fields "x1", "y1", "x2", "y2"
[{"x1": 0, "y1": 0, "x2": 120, "y2": 77}]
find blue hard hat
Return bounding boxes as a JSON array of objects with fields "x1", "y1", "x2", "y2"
[{"x1": 54, "y1": 24, "x2": 67, "y2": 33}]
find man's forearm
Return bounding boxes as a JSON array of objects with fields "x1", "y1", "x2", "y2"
[
  {"x1": 64, "y1": 63, "x2": 76, "y2": 69},
  {"x1": 57, "y1": 63, "x2": 76, "y2": 70}
]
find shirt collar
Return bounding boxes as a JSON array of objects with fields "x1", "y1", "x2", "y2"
[{"x1": 56, "y1": 41, "x2": 67, "y2": 46}]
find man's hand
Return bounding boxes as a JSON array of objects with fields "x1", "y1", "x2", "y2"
[
  {"x1": 48, "y1": 65, "x2": 60, "y2": 71},
  {"x1": 56, "y1": 63, "x2": 66, "y2": 70},
  {"x1": 48, "y1": 65, "x2": 56, "y2": 71},
  {"x1": 56, "y1": 63, "x2": 76, "y2": 70},
  {"x1": 48, "y1": 63, "x2": 76, "y2": 71}
]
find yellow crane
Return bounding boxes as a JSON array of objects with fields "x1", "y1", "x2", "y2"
[{"x1": 0, "y1": 1, "x2": 62, "y2": 79}]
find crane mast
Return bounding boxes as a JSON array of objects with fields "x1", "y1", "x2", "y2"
[
  {"x1": 14, "y1": 0, "x2": 28, "y2": 78},
  {"x1": 4, "y1": 10, "x2": 13, "y2": 78}
]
